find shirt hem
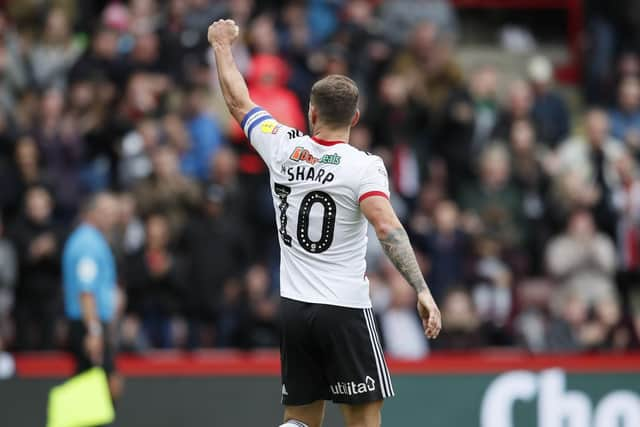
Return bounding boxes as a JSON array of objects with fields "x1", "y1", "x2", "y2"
[{"x1": 280, "y1": 291, "x2": 372, "y2": 309}]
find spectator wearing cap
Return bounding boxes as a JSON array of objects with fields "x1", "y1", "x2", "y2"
[{"x1": 528, "y1": 55, "x2": 571, "y2": 148}]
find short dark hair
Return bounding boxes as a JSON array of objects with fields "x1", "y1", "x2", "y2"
[{"x1": 310, "y1": 75, "x2": 359, "y2": 127}]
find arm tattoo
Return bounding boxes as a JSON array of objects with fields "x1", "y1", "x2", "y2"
[{"x1": 379, "y1": 227, "x2": 428, "y2": 294}]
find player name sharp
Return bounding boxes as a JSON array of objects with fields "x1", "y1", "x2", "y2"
[{"x1": 281, "y1": 165, "x2": 335, "y2": 184}]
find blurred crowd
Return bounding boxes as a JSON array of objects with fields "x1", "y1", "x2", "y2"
[{"x1": 1, "y1": 0, "x2": 640, "y2": 359}]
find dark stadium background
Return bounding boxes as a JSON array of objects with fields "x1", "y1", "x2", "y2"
[{"x1": 0, "y1": 0, "x2": 639, "y2": 426}]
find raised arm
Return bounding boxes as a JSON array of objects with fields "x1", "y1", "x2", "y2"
[
  {"x1": 207, "y1": 19, "x2": 256, "y2": 123},
  {"x1": 361, "y1": 196, "x2": 442, "y2": 339}
]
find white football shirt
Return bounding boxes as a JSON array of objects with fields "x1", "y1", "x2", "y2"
[{"x1": 242, "y1": 107, "x2": 390, "y2": 308}]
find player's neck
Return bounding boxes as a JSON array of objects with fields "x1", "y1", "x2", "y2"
[{"x1": 312, "y1": 124, "x2": 350, "y2": 144}]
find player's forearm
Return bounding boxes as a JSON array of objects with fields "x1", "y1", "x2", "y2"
[
  {"x1": 80, "y1": 292, "x2": 102, "y2": 334},
  {"x1": 212, "y1": 43, "x2": 254, "y2": 123},
  {"x1": 378, "y1": 225, "x2": 429, "y2": 294}
]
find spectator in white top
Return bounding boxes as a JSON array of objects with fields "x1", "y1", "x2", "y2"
[{"x1": 546, "y1": 209, "x2": 617, "y2": 306}]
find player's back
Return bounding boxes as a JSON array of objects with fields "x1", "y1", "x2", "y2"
[{"x1": 241, "y1": 107, "x2": 390, "y2": 309}]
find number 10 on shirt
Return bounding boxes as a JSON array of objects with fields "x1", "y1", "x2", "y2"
[{"x1": 274, "y1": 183, "x2": 337, "y2": 254}]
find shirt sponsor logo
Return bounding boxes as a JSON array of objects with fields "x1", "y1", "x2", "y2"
[
  {"x1": 330, "y1": 376, "x2": 376, "y2": 396},
  {"x1": 289, "y1": 147, "x2": 341, "y2": 165},
  {"x1": 260, "y1": 120, "x2": 281, "y2": 134}
]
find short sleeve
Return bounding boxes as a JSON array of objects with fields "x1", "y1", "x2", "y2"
[
  {"x1": 74, "y1": 255, "x2": 99, "y2": 292},
  {"x1": 358, "y1": 155, "x2": 390, "y2": 203},
  {"x1": 241, "y1": 106, "x2": 293, "y2": 162}
]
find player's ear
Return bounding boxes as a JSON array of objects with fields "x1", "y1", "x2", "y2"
[
  {"x1": 309, "y1": 104, "x2": 318, "y2": 126},
  {"x1": 350, "y1": 109, "x2": 360, "y2": 128}
]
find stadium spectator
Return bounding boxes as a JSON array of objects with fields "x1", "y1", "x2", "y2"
[
  {"x1": 468, "y1": 65, "x2": 500, "y2": 153},
  {"x1": 507, "y1": 119, "x2": 554, "y2": 271},
  {"x1": 180, "y1": 184, "x2": 249, "y2": 347},
  {"x1": 68, "y1": 26, "x2": 125, "y2": 86},
  {"x1": 393, "y1": 20, "x2": 470, "y2": 182},
  {"x1": 609, "y1": 76, "x2": 640, "y2": 152},
  {"x1": 0, "y1": 135, "x2": 49, "y2": 222},
  {"x1": 36, "y1": 87, "x2": 86, "y2": 220},
  {"x1": 0, "y1": 213, "x2": 17, "y2": 345},
  {"x1": 528, "y1": 55, "x2": 571, "y2": 148},
  {"x1": 230, "y1": 264, "x2": 279, "y2": 349},
  {"x1": 431, "y1": 287, "x2": 490, "y2": 350},
  {"x1": 545, "y1": 289, "x2": 589, "y2": 352},
  {"x1": 119, "y1": 118, "x2": 159, "y2": 188},
  {"x1": 414, "y1": 200, "x2": 469, "y2": 302},
  {"x1": 459, "y1": 145, "x2": 525, "y2": 250},
  {"x1": 380, "y1": 0, "x2": 457, "y2": 46},
  {"x1": 471, "y1": 236, "x2": 514, "y2": 340},
  {"x1": 124, "y1": 213, "x2": 185, "y2": 348},
  {"x1": 133, "y1": 145, "x2": 201, "y2": 236},
  {"x1": 181, "y1": 85, "x2": 225, "y2": 181},
  {"x1": 10, "y1": 186, "x2": 63, "y2": 350},
  {"x1": 368, "y1": 73, "x2": 427, "y2": 196},
  {"x1": 556, "y1": 109, "x2": 625, "y2": 236},
  {"x1": 206, "y1": 146, "x2": 245, "y2": 219},
  {"x1": 492, "y1": 80, "x2": 539, "y2": 145},
  {"x1": 113, "y1": 192, "x2": 145, "y2": 260},
  {"x1": 546, "y1": 210, "x2": 617, "y2": 307},
  {"x1": 29, "y1": 8, "x2": 83, "y2": 90},
  {"x1": 0, "y1": 10, "x2": 27, "y2": 113}
]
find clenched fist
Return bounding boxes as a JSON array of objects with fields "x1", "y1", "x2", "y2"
[{"x1": 208, "y1": 19, "x2": 240, "y2": 47}]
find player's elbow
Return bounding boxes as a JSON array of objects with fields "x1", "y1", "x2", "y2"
[
  {"x1": 227, "y1": 97, "x2": 255, "y2": 124},
  {"x1": 372, "y1": 217, "x2": 402, "y2": 241}
]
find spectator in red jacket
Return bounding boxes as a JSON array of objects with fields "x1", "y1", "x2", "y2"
[{"x1": 230, "y1": 54, "x2": 306, "y2": 174}]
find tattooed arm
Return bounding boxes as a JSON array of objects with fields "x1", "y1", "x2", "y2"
[
  {"x1": 378, "y1": 226, "x2": 429, "y2": 293},
  {"x1": 361, "y1": 195, "x2": 441, "y2": 338}
]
